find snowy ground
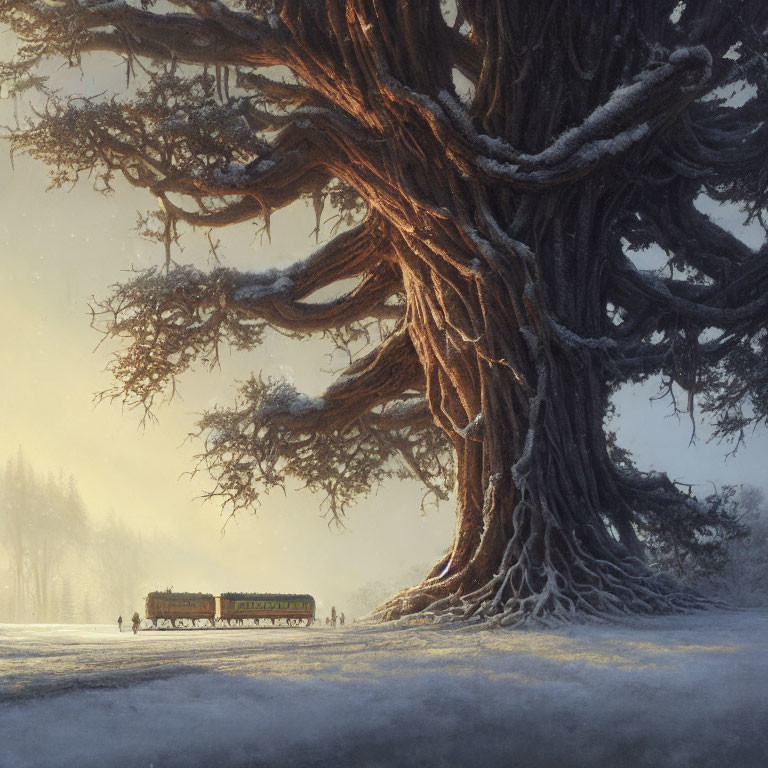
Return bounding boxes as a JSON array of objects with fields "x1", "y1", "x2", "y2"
[{"x1": 1, "y1": 611, "x2": 767, "y2": 768}]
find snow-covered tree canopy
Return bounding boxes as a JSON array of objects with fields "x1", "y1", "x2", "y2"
[{"x1": 2, "y1": 0, "x2": 767, "y2": 625}]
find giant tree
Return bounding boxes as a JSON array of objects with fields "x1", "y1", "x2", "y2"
[{"x1": 2, "y1": 0, "x2": 767, "y2": 625}]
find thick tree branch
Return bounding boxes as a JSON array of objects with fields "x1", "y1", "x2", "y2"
[
  {"x1": 0, "y1": 0, "x2": 291, "y2": 73},
  {"x1": 194, "y1": 330, "x2": 449, "y2": 522},
  {"x1": 240, "y1": 327, "x2": 424, "y2": 432},
  {"x1": 613, "y1": 250, "x2": 768, "y2": 328},
  {"x1": 229, "y1": 262, "x2": 404, "y2": 333},
  {"x1": 94, "y1": 216, "x2": 402, "y2": 412},
  {"x1": 472, "y1": 47, "x2": 714, "y2": 185}
]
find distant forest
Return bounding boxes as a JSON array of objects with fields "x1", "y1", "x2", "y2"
[{"x1": 0, "y1": 450, "x2": 149, "y2": 623}]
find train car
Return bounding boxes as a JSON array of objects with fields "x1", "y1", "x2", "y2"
[
  {"x1": 145, "y1": 590, "x2": 216, "y2": 628},
  {"x1": 217, "y1": 593, "x2": 315, "y2": 627}
]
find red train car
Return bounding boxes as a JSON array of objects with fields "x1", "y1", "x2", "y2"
[{"x1": 145, "y1": 591, "x2": 215, "y2": 628}]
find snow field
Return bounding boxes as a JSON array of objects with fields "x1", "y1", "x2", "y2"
[{"x1": 1, "y1": 611, "x2": 767, "y2": 767}]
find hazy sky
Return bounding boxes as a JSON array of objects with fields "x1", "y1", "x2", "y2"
[
  {"x1": 0, "y1": 142, "x2": 459, "y2": 608},
  {"x1": 1, "y1": 41, "x2": 766, "y2": 616},
  {"x1": 0, "y1": 48, "x2": 458, "y2": 612}
]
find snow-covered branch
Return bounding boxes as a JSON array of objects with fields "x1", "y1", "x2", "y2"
[
  {"x1": 0, "y1": 0, "x2": 291, "y2": 76},
  {"x1": 613, "y1": 251, "x2": 768, "y2": 327},
  {"x1": 93, "y1": 216, "x2": 404, "y2": 412},
  {"x1": 471, "y1": 47, "x2": 713, "y2": 184},
  {"x1": 195, "y1": 368, "x2": 450, "y2": 523}
]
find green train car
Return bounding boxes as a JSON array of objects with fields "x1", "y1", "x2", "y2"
[
  {"x1": 142, "y1": 590, "x2": 315, "y2": 629},
  {"x1": 218, "y1": 593, "x2": 315, "y2": 627}
]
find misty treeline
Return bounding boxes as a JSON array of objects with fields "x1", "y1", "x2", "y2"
[
  {"x1": 0, "y1": 450, "x2": 148, "y2": 623},
  {"x1": 658, "y1": 484, "x2": 768, "y2": 608},
  {"x1": 345, "y1": 563, "x2": 431, "y2": 622}
]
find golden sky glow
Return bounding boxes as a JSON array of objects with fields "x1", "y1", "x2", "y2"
[{"x1": 0, "y1": 72, "x2": 455, "y2": 611}]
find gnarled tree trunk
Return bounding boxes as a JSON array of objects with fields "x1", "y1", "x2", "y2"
[{"x1": 368, "y1": 189, "x2": 695, "y2": 624}]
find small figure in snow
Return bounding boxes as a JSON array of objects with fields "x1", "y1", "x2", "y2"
[
  {"x1": 340, "y1": 612, "x2": 345, "y2": 627},
  {"x1": 325, "y1": 617, "x2": 329, "y2": 625},
  {"x1": 117, "y1": 615, "x2": 123, "y2": 632},
  {"x1": 131, "y1": 611, "x2": 141, "y2": 634},
  {"x1": 331, "y1": 606, "x2": 337, "y2": 628}
]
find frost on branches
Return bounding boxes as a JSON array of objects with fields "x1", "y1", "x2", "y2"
[{"x1": 2, "y1": 0, "x2": 767, "y2": 626}]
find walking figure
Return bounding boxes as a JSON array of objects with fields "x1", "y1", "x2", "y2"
[
  {"x1": 131, "y1": 611, "x2": 141, "y2": 635},
  {"x1": 331, "y1": 606, "x2": 337, "y2": 628},
  {"x1": 117, "y1": 615, "x2": 123, "y2": 632},
  {"x1": 340, "y1": 612, "x2": 345, "y2": 627}
]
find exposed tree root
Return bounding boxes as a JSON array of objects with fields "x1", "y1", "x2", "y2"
[{"x1": 368, "y1": 564, "x2": 716, "y2": 629}]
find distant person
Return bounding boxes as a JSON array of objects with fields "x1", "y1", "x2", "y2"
[
  {"x1": 131, "y1": 612, "x2": 141, "y2": 635},
  {"x1": 340, "y1": 612, "x2": 345, "y2": 627},
  {"x1": 331, "y1": 606, "x2": 337, "y2": 628},
  {"x1": 325, "y1": 617, "x2": 329, "y2": 625},
  {"x1": 117, "y1": 615, "x2": 123, "y2": 632}
]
